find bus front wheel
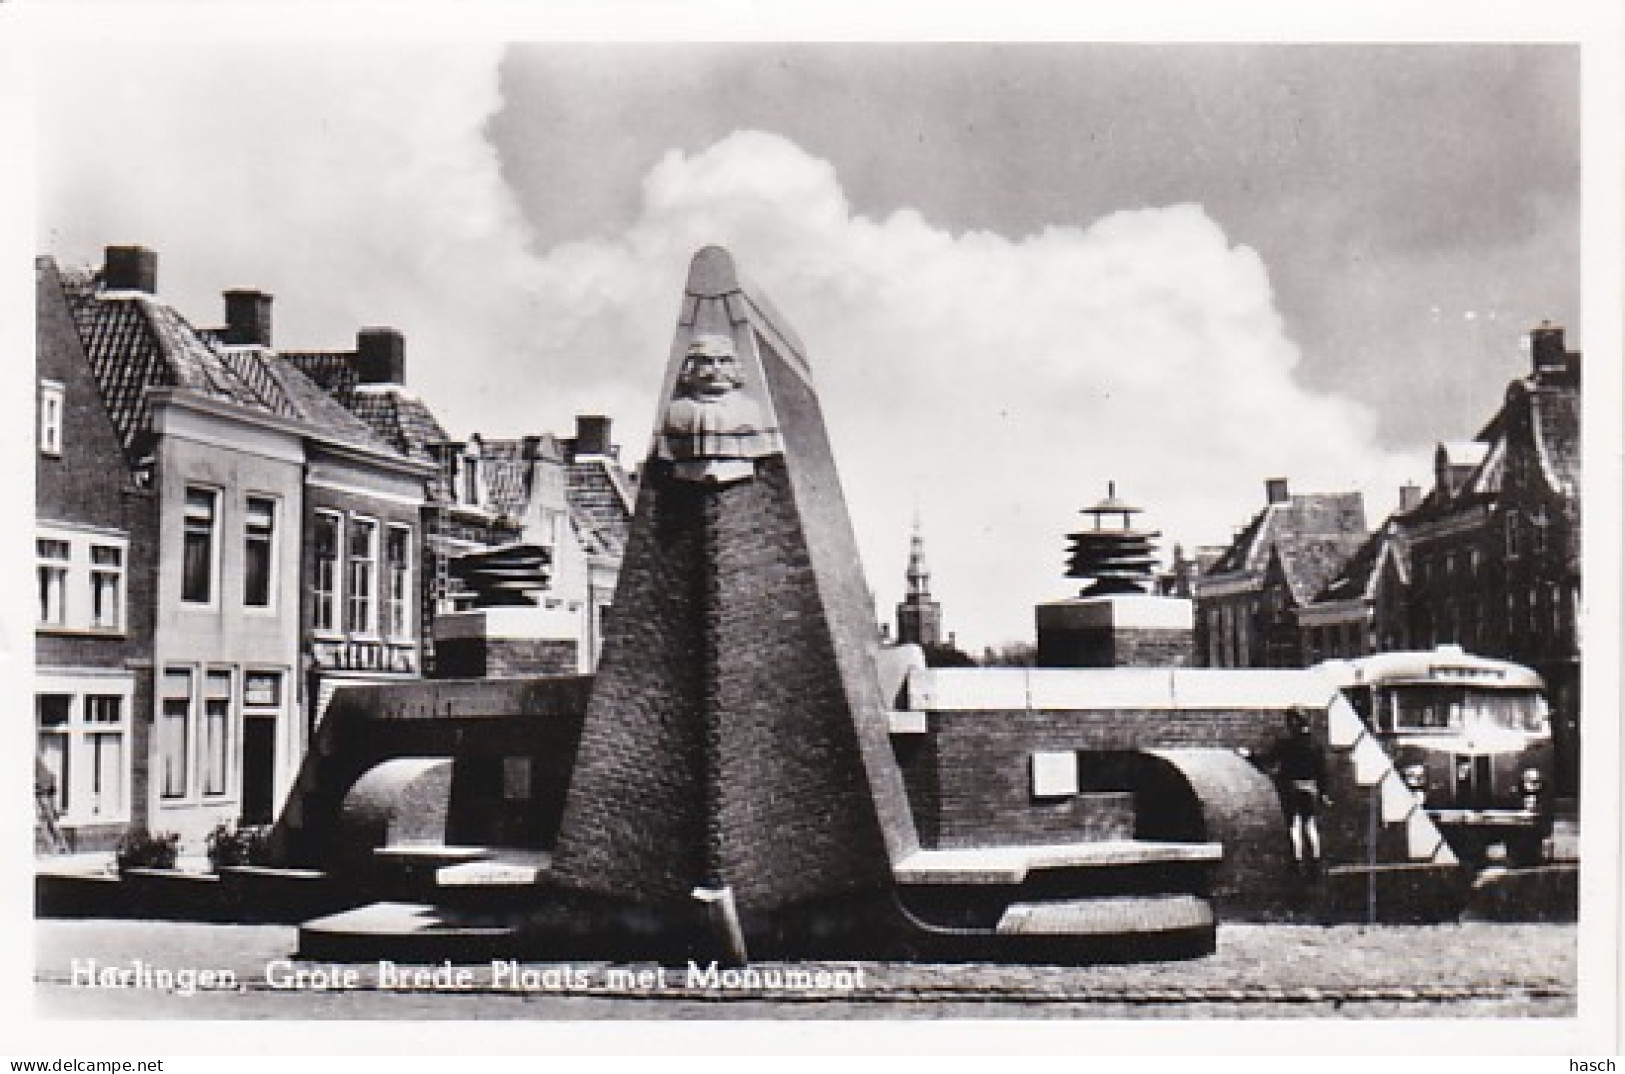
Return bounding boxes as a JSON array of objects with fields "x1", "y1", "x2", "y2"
[{"x1": 1505, "y1": 831, "x2": 1547, "y2": 868}]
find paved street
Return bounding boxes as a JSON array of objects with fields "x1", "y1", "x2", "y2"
[{"x1": 35, "y1": 918, "x2": 1575, "y2": 1020}]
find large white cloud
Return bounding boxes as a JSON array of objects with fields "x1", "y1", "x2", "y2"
[
  {"x1": 37, "y1": 50, "x2": 1422, "y2": 649},
  {"x1": 513, "y1": 131, "x2": 1422, "y2": 647}
]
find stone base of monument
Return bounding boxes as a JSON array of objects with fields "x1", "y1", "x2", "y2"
[
  {"x1": 299, "y1": 901, "x2": 521, "y2": 962},
  {"x1": 1461, "y1": 862, "x2": 1579, "y2": 923},
  {"x1": 1304, "y1": 862, "x2": 1475, "y2": 925}
]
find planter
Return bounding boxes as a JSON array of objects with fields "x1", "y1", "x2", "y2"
[
  {"x1": 218, "y1": 865, "x2": 352, "y2": 923},
  {"x1": 119, "y1": 867, "x2": 230, "y2": 922}
]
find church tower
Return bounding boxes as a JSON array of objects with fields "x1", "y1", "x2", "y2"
[{"x1": 895, "y1": 517, "x2": 943, "y2": 647}]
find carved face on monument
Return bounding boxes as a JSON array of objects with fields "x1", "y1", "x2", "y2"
[
  {"x1": 658, "y1": 330, "x2": 781, "y2": 484},
  {"x1": 678, "y1": 333, "x2": 745, "y2": 399}
]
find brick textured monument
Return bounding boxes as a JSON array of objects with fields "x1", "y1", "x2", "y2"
[{"x1": 538, "y1": 247, "x2": 921, "y2": 957}]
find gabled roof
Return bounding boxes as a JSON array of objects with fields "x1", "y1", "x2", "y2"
[
  {"x1": 280, "y1": 351, "x2": 362, "y2": 408},
  {"x1": 1268, "y1": 530, "x2": 1371, "y2": 607},
  {"x1": 348, "y1": 386, "x2": 451, "y2": 466},
  {"x1": 1205, "y1": 492, "x2": 1367, "y2": 586},
  {"x1": 1413, "y1": 367, "x2": 1580, "y2": 521},
  {"x1": 1438, "y1": 440, "x2": 1489, "y2": 471},
  {"x1": 258, "y1": 354, "x2": 404, "y2": 458},
  {"x1": 566, "y1": 456, "x2": 636, "y2": 558},
  {"x1": 62, "y1": 265, "x2": 300, "y2": 459},
  {"x1": 1528, "y1": 382, "x2": 1580, "y2": 494},
  {"x1": 477, "y1": 436, "x2": 566, "y2": 521},
  {"x1": 1312, "y1": 518, "x2": 1409, "y2": 604}
]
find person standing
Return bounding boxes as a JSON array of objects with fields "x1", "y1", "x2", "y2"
[{"x1": 1253, "y1": 709, "x2": 1330, "y2": 878}]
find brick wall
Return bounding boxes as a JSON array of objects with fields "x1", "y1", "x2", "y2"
[
  {"x1": 915, "y1": 707, "x2": 1298, "y2": 848},
  {"x1": 35, "y1": 260, "x2": 155, "y2": 675},
  {"x1": 434, "y1": 637, "x2": 579, "y2": 679},
  {"x1": 1038, "y1": 626, "x2": 1194, "y2": 668},
  {"x1": 1115, "y1": 628, "x2": 1197, "y2": 667},
  {"x1": 36, "y1": 261, "x2": 134, "y2": 534}
]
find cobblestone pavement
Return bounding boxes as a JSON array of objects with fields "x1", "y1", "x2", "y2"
[{"x1": 35, "y1": 918, "x2": 1576, "y2": 1020}]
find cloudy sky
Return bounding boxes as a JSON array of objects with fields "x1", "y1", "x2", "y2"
[{"x1": 27, "y1": 32, "x2": 1585, "y2": 649}]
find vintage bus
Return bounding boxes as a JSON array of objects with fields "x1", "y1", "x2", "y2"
[{"x1": 1314, "y1": 645, "x2": 1554, "y2": 866}]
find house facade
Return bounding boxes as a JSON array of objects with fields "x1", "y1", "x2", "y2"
[
  {"x1": 35, "y1": 257, "x2": 155, "y2": 851},
  {"x1": 1194, "y1": 479, "x2": 1369, "y2": 668},
  {"x1": 206, "y1": 297, "x2": 436, "y2": 740},
  {"x1": 44, "y1": 246, "x2": 437, "y2": 849},
  {"x1": 58, "y1": 248, "x2": 310, "y2": 847},
  {"x1": 1397, "y1": 325, "x2": 1581, "y2": 792}
]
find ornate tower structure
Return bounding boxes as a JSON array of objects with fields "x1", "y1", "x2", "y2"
[
  {"x1": 1037, "y1": 482, "x2": 1194, "y2": 668},
  {"x1": 1063, "y1": 482, "x2": 1160, "y2": 595},
  {"x1": 895, "y1": 517, "x2": 943, "y2": 647}
]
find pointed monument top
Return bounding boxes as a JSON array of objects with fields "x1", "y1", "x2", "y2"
[{"x1": 686, "y1": 246, "x2": 742, "y2": 298}]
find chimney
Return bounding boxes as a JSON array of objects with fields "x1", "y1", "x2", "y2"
[
  {"x1": 222, "y1": 289, "x2": 273, "y2": 347},
  {"x1": 575, "y1": 415, "x2": 612, "y2": 458},
  {"x1": 356, "y1": 327, "x2": 406, "y2": 385},
  {"x1": 1398, "y1": 482, "x2": 1423, "y2": 514},
  {"x1": 1265, "y1": 477, "x2": 1290, "y2": 505},
  {"x1": 104, "y1": 246, "x2": 157, "y2": 294},
  {"x1": 1531, "y1": 322, "x2": 1566, "y2": 376}
]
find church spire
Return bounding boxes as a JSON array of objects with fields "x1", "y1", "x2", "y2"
[
  {"x1": 905, "y1": 514, "x2": 932, "y2": 599},
  {"x1": 896, "y1": 514, "x2": 943, "y2": 647}
]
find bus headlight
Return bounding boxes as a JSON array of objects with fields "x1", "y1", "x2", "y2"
[
  {"x1": 1401, "y1": 764, "x2": 1428, "y2": 791},
  {"x1": 1520, "y1": 767, "x2": 1544, "y2": 794}
]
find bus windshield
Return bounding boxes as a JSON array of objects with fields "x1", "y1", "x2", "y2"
[{"x1": 1386, "y1": 685, "x2": 1549, "y2": 734}]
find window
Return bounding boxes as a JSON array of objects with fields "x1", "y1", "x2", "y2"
[
  {"x1": 244, "y1": 671, "x2": 282, "y2": 708},
  {"x1": 314, "y1": 512, "x2": 341, "y2": 632},
  {"x1": 460, "y1": 453, "x2": 481, "y2": 507},
  {"x1": 37, "y1": 685, "x2": 133, "y2": 824},
  {"x1": 36, "y1": 530, "x2": 130, "y2": 634},
  {"x1": 36, "y1": 694, "x2": 71, "y2": 814},
  {"x1": 202, "y1": 670, "x2": 232, "y2": 797},
  {"x1": 385, "y1": 525, "x2": 411, "y2": 638},
  {"x1": 37, "y1": 538, "x2": 69, "y2": 625},
  {"x1": 39, "y1": 380, "x2": 64, "y2": 456},
  {"x1": 83, "y1": 696, "x2": 126, "y2": 820},
  {"x1": 1504, "y1": 511, "x2": 1521, "y2": 559},
  {"x1": 1532, "y1": 506, "x2": 1551, "y2": 555},
  {"x1": 89, "y1": 545, "x2": 123, "y2": 629},
  {"x1": 346, "y1": 517, "x2": 378, "y2": 634},
  {"x1": 243, "y1": 496, "x2": 276, "y2": 608},
  {"x1": 1031, "y1": 751, "x2": 1080, "y2": 799},
  {"x1": 159, "y1": 668, "x2": 192, "y2": 799},
  {"x1": 182, "y1": 487, "x2": 219, "y2": 603}
]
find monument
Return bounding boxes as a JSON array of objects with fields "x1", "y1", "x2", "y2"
[{"x1": 286, "y1": 247, "x2": 1466, "y2": 965}]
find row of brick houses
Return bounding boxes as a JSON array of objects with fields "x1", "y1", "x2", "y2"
[
  {"x1": 35, "y1": 246, "x2": 633, "y2": 852},
  {"x1": 1193, "y1": 324, "x2": 1582, "y2": 793}
]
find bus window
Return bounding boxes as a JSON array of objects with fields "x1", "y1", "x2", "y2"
[{"x1": 1392, "y1": 686, "x2": 1462, "y2": 730}]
